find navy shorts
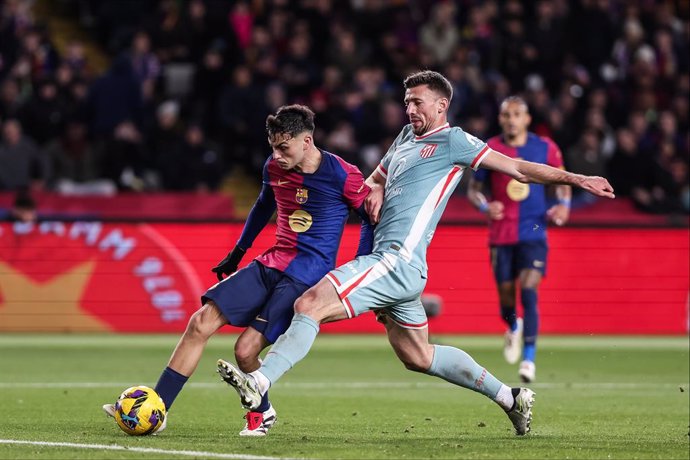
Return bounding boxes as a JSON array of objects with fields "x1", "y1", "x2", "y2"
[
  {"x1": 202, "y1": 261, "x2": 310, "y2": 343},
  {"x1": 490, "y1": 240, "x2": 548, "y2": 283}
]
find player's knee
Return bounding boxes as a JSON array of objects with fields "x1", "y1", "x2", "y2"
[
  {"x1": 184, "y1": 309, "x2": 214, "y2": 340},
  {"x1": 399, "y1": 353, "x2": 431, "y2": 373},
  {"x1": 234, "y1": 341, "x2": 259, "y2": 371},
  {"x1": 293, "y1": 290, "x2": 318, "y2": 316}
]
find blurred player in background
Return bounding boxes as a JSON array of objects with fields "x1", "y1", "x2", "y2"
[
  {"x1": 468, "y1": 96, "x2": 571, "y2": 383},
  {"x1": 103, "y1": 105, "x2": 372, "y2": 436},
  {"x1": 218, "y1": 71, "x2": 614, "y2": 436}
]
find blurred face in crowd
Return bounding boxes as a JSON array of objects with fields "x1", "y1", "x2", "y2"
[
  {"x1": 404, "y1": 85, "x2": 448, "y2": 136},
  {"x1": 2, "y1": 120, "x2": 22, "y2": 146},
  {"x1": 268, "y1": 131, "x2": 313, "y2": 170},
  {"x1": 499, "y1": 100, "x2": 531, "y2": 142}
]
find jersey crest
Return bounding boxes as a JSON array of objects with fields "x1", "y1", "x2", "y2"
[
  {"x1": 295, "y1": 188, "x2": 309, "y2": 204},
  {"x1": 420, "y1": 143, "x2": 438, "y2": 159}
]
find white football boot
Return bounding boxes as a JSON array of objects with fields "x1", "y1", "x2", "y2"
[
  {"x1": 239, "y1": 404, "x2": 277, "y2": 437},
  {"x1": 503, "y1": 318, "x2": 523, "y2": 364},
  {"x1": 506, "y1": 387, "x2": 535, "y2": 435},
  {"x1": 518, "y1": 360, "x2": 536, "y2": 383},
  {"x1": 217, "y1": 359, "x2": 263, "y2": 411}
]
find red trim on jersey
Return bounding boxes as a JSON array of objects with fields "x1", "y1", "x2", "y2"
[
  {"x1": 415, "y1": 123, "x2": 450, "y2": 140},
  {"x1": 434, "y1": 166, "x2": 462, "y2": 209},
  {"x1": 339, "y1": 266, "x2": 374, "y2": 300},
  {"x1": 470, "y1": 145, "x2": 490, "y2": 169},
  {"x1": 342, "y1": 296, "x2": 355, "y2": 318},
  {"x1": 376, "y1": 163, "x2": 388, "y2": 178},
  {"x1": 325, "y1": 272, "x2": 341, "y2": 287}
]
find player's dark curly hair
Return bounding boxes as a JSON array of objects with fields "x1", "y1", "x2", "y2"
[
  {"x1": 265, "y1": 104, "x2": 315, "y2": 139},
  {"x1": 403, "y1": 70, "x2": 453, "y2": 101}
]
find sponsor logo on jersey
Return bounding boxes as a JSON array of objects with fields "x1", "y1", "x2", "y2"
[
  {"x1": 506, "y1": 179, "x2": 530, "y2": 201},
  {"x1": 295, "y1": 188, "x2": 309, "y2": 204},
  {"x1": 420, "y1": 143, "x2": 438, "y2": 158},
  {"x1": 533, "y1": 260, "x2": 545, "y2": 268},
  {"x1": 288, "y1": 209, "x2": 313, "y2": 232},
  {"x1": 388, "y1": 187, "x2": 403, "y2": 199},
  {"x1": 277, "y1": 179, "x2": 289, "y2": 186}
]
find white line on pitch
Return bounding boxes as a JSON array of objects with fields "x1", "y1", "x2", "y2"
[
  {"x1": 0, "y1": 381, "x2": 686, "y2": 389},
  {"x1": 0, "y1": 439, "x2": 298, "y2": 460}
]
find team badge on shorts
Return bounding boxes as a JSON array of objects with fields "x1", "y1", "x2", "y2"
[
  {"x1": 420, "y1": 144, "x2": 438, "y2": 158},
  {"x1": 295, "y1": 188, "x2": 309, "y2": 204}
]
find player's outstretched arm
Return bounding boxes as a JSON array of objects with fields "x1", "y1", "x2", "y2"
[{"x1": 479, "y1": 149, "x2": 615, "y2": 199}]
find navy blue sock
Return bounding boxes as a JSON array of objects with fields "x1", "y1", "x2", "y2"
[
  {"x1": 500, "y1": 305, "x2": 518, "y2": 331},
  {"x1": 154, "y1": 367, "x2": 189, "y2": 410},
  {"x1": 255, "y1": 391, "x2": 271, "y2": 413},
  {"x1": 521, "y1": 288, "x2": 539, "y2": 362}
]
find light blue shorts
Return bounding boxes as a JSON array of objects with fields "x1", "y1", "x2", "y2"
[{"x1": 325, "y1": 252, "x2": 428, "y2": 329}]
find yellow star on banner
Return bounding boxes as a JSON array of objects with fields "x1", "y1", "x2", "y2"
[{"x1": 0, "y1": 260, "x2": 111, "y2": 332}]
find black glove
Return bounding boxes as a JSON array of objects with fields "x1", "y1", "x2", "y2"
[{"x1": 211, "y1": 246, "x2": 246, "y2": 281}]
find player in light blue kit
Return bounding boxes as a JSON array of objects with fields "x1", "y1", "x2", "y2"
[{"x1": 218, "y1": 71, "x2": 615, "y2": 435}]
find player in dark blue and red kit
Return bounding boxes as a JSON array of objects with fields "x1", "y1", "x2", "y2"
[
  {"x1": 102, "y1": 105, "x2": 372, "y2": 436},
  {"x1": 468, "y1": 96, "x2": 571, "y2": 383}
]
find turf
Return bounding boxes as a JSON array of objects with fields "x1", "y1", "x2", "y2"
[{"x1": 0, "y1": 334, "x2": 687, "y2": 459}]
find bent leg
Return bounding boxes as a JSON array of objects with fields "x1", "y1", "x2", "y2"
[
  {"x1": 235, "y1": 327, "x2": 272, "y2": 412},
  {"x1": 386, "y1": 320, "x2": 515, "y2": 410},
  {"x1": 156, "y1": 301, "x2": 227, "y2": 409},
  {"x1": 235, "y1": 327, "x2": 270, "y2": 373},
  {"x1": 259, "y1": 278, "x2": 348, "y2": 386}
]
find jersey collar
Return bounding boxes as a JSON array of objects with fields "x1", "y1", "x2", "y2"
[{"x1": 415, "y1": 123, "x2": 450, "y2": 140}]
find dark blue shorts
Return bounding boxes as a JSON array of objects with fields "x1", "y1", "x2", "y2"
[
  {"x1": 202, "y1": 261, "x2": 310, "y2": 343},
  {"x1": 490, "y1": 240, "x2": 548, "y2": 283}
]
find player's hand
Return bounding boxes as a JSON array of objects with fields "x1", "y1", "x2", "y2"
[
  {"x1": 547, "y1": 204, "x2": 570, "y2": 226},
  {"x1": 580, "y1": 176, "x2": 615, "y2": 199},
  {"x1": 365, "y1": 183, "x2": 384, "y2": 224},
  {"x1": 211, "y1": 246, "x2": 246, "y2": 281},
  {"x1": 487, "y1": 201, "x2": 504, "y2": 220}
]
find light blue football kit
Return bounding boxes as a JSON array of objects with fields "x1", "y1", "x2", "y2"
[
  {"x1": 326, "y1": 123, "x2": 489, "y2": 328},
  {"x1": 253, "y1": 123, "x2": 527, "y2": 420}
]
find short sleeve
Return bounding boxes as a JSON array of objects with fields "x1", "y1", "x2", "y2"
[
  {"x1": 544, "y1": 137, "x2": 565, "y2": 169},
  {"x1": 449, "y1": 127, "x2": 490, "y2": 170},
  {"x1": 343, "y1": 167, "x2": 370, "y2": 208}
]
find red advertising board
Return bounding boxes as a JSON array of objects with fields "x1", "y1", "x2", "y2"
[{"x1": 0, "y1": 222, "x2": 687, "y2": 334}]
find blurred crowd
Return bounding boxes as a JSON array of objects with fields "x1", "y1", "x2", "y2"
[{"x1": 0, "y1": 0, "x2": 688, "y2": 214}]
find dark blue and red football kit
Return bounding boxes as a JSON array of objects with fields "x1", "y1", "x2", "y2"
[
  {"x1": 473, "y1": 133, "x2": 564, "y2": 282},
  {"x1": 203, "y1": 150, "x2": 371, "y2": 342}
]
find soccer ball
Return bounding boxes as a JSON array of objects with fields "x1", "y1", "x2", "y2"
[{"x1": 113, "y1": 386, "x2": 166, "y2": 436}]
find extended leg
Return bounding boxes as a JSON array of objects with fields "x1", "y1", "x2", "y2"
[{"x1": 157, "y1": 301, "x2": 227, "y2": 409}]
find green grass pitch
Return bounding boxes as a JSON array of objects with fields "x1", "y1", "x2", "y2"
[{"x1": 0, "y1": 334, "x2": 688, "y2": 459}]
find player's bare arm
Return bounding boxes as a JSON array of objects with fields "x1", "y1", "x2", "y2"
[
  {"x1": 467, "y1": 178, "x2": 505, "y2": 220},
  {"x1": 479, "y1": 149, "x2": 615, "y2": 199},
  {"x1": 364, "y1": 170, "x2": 386, "y2": 224}
]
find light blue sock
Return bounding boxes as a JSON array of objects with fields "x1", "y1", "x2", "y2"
[
  {"x1": 259, "y1": 313, "x2": 320, "y2": 384},
  {"x1": 426, "y1": 344, "x2": 504, "y2": 399}
]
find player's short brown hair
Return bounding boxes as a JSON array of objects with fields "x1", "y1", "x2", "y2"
[
  {"x1": 266, "y1": 104, "x2": 315, "y2": 139},
  {"x1": 403, "y1": 71, "x2": 453, "y2": 101}
]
